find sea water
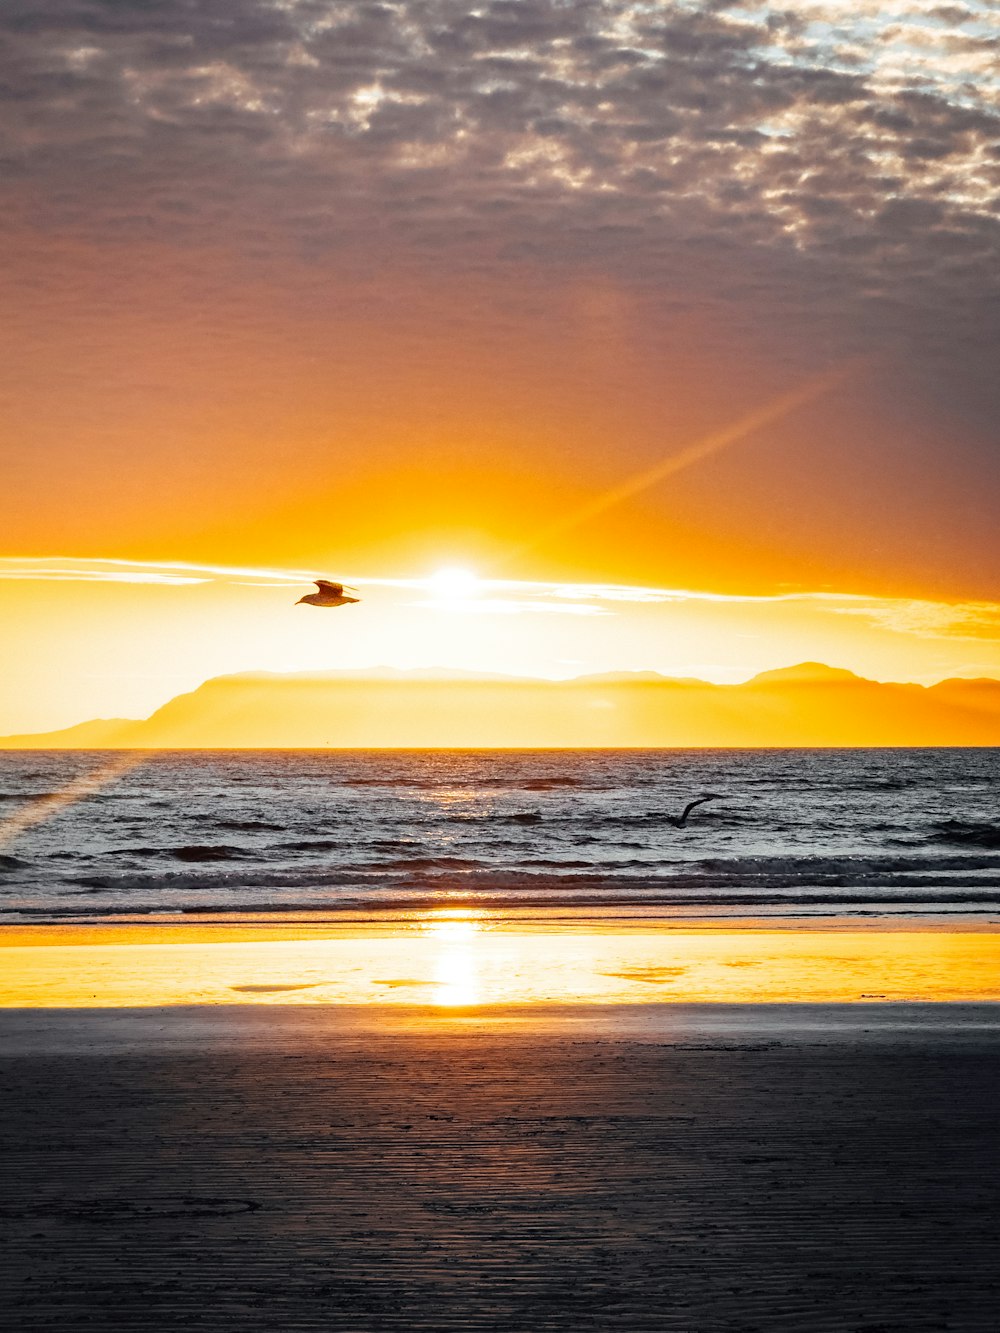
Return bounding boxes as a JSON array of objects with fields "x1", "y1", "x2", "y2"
[{"x1": 1, "y1": 749, "x2": 998, "y2": 923}]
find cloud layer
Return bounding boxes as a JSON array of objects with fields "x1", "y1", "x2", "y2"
[
  {"x1": 3, "y1": 555, "x2": 999, "y2": 646},
  {"x1": 1, "y1": 0, "x2": 997, "y2": 363}
]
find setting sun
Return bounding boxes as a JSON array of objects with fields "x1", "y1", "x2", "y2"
[{"x1": 427, "y1": 567, "x2": 482, "y2": 601}]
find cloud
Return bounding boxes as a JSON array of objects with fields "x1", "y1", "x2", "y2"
[
  {"x1": 826, "y1": 595, "x2": 1000, "y2": 642},
  {"x1": 3, "y1": 555, "x2": 1000, "y2": 645},
  {"x1": 0, "y1": 568, "x2": 208, "y2": 586},
  {"x1": 0, "y1": 557, "x2": 306, "y2": 586},
  {"x1": 0, "y1": 0, "x2": 996, "y2": 374},
  {"x1": 411, "y1": 597, "x2": 609, "y2": 616}
]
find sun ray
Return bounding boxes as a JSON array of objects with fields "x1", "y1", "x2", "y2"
[
  {"x1": 0, "y1": 751, "x2": 151, "y2": 851},
  {"x1": 504, "y1": 362, "x2": 859, "y2": 567}
]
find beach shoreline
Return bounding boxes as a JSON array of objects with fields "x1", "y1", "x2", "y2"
[
  {"x1": 3, "y1": 997, "x2": 1000, "y2": 1052},
  {"x1": 3, "y1": 910, "x2": 1000, "y2": 944}
]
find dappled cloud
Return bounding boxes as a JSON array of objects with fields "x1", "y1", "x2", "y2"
[{"x1": 0, "y1": 1, "x2": 995, "y2": 346}]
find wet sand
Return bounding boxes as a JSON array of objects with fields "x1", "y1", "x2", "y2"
[
  {"x1": 2, "y1": 1004, "x2": 999, "y2": 1331},
  {"x1": 3, "y1": 922, "x2": 999, "y2": 1007}
]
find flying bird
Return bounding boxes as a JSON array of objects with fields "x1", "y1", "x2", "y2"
[
  {"x1": 296, "y1": 579, "x2": 360, "y2": 608},
  {"x1": 668, "y1": 794, "x2": 724, "y2": 828}
]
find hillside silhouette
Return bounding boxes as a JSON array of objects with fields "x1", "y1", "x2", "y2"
[{"x1": 3, "y1": 664, "x2": 999, "y2": 748}]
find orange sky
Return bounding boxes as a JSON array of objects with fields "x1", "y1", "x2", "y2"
[
  {"x1": 1, "y1": 0, "x2": 998, "y2": 734},
  {"x1": 3, "y1": 251, "x2": 997, "y2": 600}
]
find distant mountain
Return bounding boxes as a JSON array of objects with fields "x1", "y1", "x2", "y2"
[
  {"x1": 0, "y1": 718, "x2": 135, "y2": 748},
  {"x1": 3, "y1": 664, "x2": 999, "y2": 748},
  {"x1": 749, "y1": 662, "x2": 864, "y2": 685}
]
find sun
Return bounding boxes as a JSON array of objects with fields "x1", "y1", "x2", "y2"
[{"x1": 427, "y1": 566, "x2": 481, "y2": 600}]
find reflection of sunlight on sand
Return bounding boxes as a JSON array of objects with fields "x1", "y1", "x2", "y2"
[
  {"x1": 420, "y1": 909, "x2": 486, "y2": 935},
  {"x1": 1, "y1": 922, "x2": 999, "y2": 1008},
  {"x1": 422, "y1": 909, "x2": 484, "y2": 1006}
]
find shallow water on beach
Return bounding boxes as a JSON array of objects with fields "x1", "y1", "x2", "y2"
[
  {"x1": 0, "y1": 748, "x2": 998, "y2": 924},
  {"x1": 3, "y1": 925, "x2": 999, "y2": 1008}
]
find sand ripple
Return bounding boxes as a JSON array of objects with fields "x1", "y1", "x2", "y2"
[{"x1": 2, "y1": 1026, "x2": 998, "y2": 1330}]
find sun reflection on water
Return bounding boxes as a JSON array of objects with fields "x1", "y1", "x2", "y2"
[{"x1": 422, "y1": 909, "x2": 485, "y2": 1006}]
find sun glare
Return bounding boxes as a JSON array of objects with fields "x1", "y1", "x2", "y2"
[{"x1": 427, "y1": 566, "x2": 481, "y2": 600}]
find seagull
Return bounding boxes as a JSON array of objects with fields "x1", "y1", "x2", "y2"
[
  {"x1": 296, "y1": 579, "x2": 360, "y2": 608},
  {"x1": 668, "y1": 794, "x2": 724, "y2": 828}
]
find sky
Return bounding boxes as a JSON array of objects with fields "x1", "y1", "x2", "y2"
[{"x1": 1, "y1": 0, "x2": 999, "y2": 732}]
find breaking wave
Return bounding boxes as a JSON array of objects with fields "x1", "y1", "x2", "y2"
[
  {"x1": 927, "y1": 820, "x2": 1000, "y2": 849},
  {"x1": 170, "y1": 845, "x2": 246, "y2": 863}
]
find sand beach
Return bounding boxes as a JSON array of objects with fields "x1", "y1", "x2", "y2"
[{"x1": 2, "y1": 922, "x2": 999, "y2": 1331}]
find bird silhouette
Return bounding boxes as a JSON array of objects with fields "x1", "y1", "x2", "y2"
[
  {"x1": 668, "y1": 794, "x2": 724, "y2": 828},
  {"x1": 296, "y1": 579, "x2": 360, "y2": 608}
]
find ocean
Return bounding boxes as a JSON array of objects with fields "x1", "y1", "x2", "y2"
[{"x1": 1, "y1": 749, "x2": 998, "y2": 924}]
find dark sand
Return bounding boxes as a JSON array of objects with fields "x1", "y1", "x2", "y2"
[{"x1": 2, "y1": 1005, "x2": 999, "y2": 1331}]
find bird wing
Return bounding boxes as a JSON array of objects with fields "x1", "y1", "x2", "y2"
[
  {"x1": 315, "y1": 580, "x2": 344, "y2": 595},
  {"x1": 679, "y1": 794, "x2": 722, "y2": 823}
]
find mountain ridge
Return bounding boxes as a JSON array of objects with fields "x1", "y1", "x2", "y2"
[{"x1": 3, "y1": 663, "x2": 999, "y2": 748}]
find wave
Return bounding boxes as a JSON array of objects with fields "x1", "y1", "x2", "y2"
[
  {"x1": 277, "y1": 839, "x2": 342, "y2": 852},
  {"x1": 104, "y1": 844, "x2": 257, "y2": 862},
  {"x1": 692, "y1": 851, "x2": 1000, "y2": 877},
  {"x1": 215, "y1": 819, "x2": 286, "y2": 832},
  {"x1": 430, "y1": 811, "x2": 544, "y2": 825},
  {"x1": 31, "y1": 855, "x2": 1000, "y2": 905},
  {"x1": 171, "y1": 845, "x2": 247, "y2": 863},
  {"x1": 379, "y1": 856, "x2": 486, "y2": 871},
  {"x1": 926, "y1": 820, "x2": 1000, "y2": 849},
  {"x1": 518, "y1": 778, "x2": 588, "y2": 790},
  {"x1": 340, "y1": 775, "x2": 591, "y2": 790},
  {"x1": 0, "y1": 854, "x2": 29, "y2": 872},
  {"x1": 574, "y1": 811, "x2": 735, "y2": 827},
  {"x1": 8, "y1": 884, "x2": 1000, "y2": 921}
]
